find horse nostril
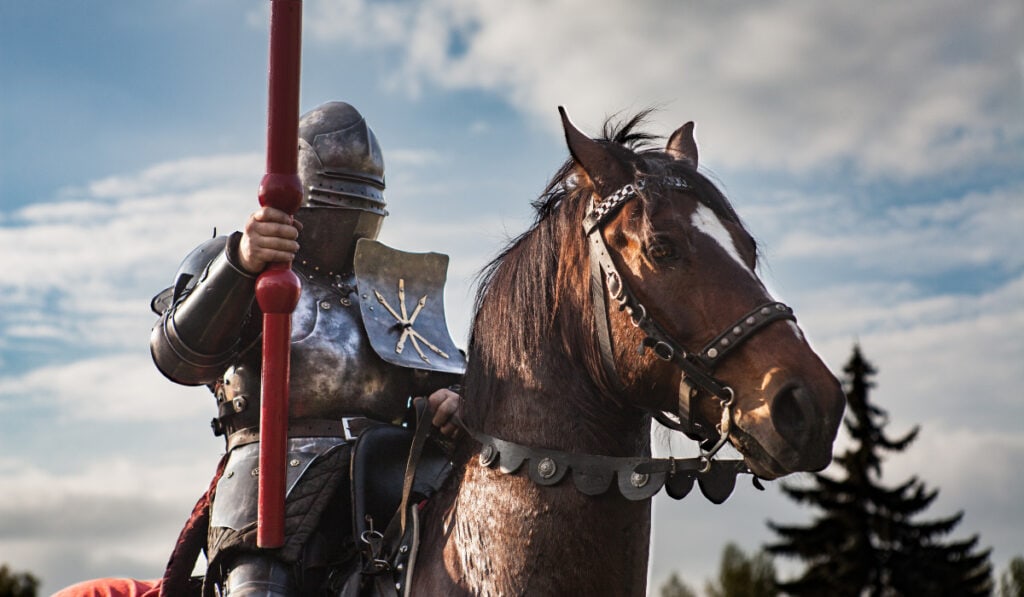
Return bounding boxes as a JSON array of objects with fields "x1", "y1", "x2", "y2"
[{"x1": 771, "y1": 383, "x2": 816, "y2": 449}]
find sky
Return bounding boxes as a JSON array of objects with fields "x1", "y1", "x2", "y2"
[{"x1": 1, "y1": 0, "x2": 1022, "y2": 594}]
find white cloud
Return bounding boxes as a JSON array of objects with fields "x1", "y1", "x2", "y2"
[
  {"x1": 0, "y1": 454, "x2": 217, "y2": 593},
  {"x1": 761, "y1": 182, "x2": 1024, "y2": 277},
  {"x1": 0, "y1": 154, "x2": 262, "y2": 354},
  {"x1": 0, "y1": 353, "x2": 209, "y2": 422},
  {"x1": 301, "y1": 0, "x2": 1024, "y2": 179},
  {"x1": 386, "y1": 148, "x2": 448, "y2": 168}
]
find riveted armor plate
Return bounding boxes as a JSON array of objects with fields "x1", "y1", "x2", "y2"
[
  {"x1": 354, "y1": 239, "x2": 466, "y2": 375},
  {"x1": 211, "y1": 438, "x2": 343, "y2": 531}
]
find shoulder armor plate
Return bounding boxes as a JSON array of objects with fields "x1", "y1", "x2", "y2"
[
  {"x1": 151, "y1": 235, "x2": 229, "y2": 314},
  {"x1": 354, "y1": 239, "x2": 466, "y2": 375}
]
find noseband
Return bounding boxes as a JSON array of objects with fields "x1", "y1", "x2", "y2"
[{"x1": 583, "y1": 175, "x2": 796, "y2": 459}]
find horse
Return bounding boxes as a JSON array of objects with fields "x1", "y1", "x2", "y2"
[{"x1": 406, "y1": 108, "x2": 846, "y2": 596}]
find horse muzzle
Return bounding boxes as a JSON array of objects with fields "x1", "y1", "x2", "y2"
[{"x1": 732, "y1": 376, "x2": 845, "y2": 479}]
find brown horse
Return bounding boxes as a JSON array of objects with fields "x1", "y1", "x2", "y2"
[{"x1": 409, "y1": 109, "x2": 845, "y2": 596}]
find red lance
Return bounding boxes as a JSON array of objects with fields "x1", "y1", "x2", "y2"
[{"x1": 255, "y1": 0, "x2": 303, "y2": 549}]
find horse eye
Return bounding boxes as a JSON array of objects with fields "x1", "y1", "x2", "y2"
[{"x1": 645, "y1": 239, "x2": 678, "y2": 262}]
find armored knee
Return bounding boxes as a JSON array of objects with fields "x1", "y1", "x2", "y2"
[{"x1": 219, "y1": 553, "x2": 295, "y2": 596}]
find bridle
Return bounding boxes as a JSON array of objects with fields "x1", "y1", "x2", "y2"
[
  {"x1": 467, "y1": 172, "x2": 799, "y2": 503},
  {"x1": 583, "y1": 174, "x2": 796, "y2": 461}
]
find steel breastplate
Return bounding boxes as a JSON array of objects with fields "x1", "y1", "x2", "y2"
[
  {"x1": 290, "y1": 268, "x2": 424, "y2": 420},
  {"x1": 217, "y1": 269, "x2": 425, "y2": 432}
]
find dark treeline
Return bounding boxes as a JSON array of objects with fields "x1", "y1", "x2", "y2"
[{"x1": 0, "y1": 564, "x2": 39, "y2": 597}]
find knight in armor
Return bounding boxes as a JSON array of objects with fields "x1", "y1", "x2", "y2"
[{"x1": 54, "y1": 101, "x2": 464, "y2": 597}]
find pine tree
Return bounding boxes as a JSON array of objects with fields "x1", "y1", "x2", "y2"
[
  {"x1": 765, "y1": 345, "x2": 993, "y2": 596},
  {"x1": 1000, "y1": 556, "x2": 1024, "y2": 597},
  {"x1": 0, "y1": 564, "x2": 39, "y2": 597},
  {"x1": 704, "y1": 542, "x2": 778, "y2": 597},
  {"x1": 659, "y1": 572, "x2": 698, "y2": 597}
]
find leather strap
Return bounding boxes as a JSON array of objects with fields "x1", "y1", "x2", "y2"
[
  {"x1": 225, "y1": 417, "x2": 378, "y2": 451},
  {"x1": 363, "y1": 399, "x2": 435, "y2": 597},
  {"x1": 588, "y1": 233, "x2": 628, "y2": 395},
  {"x1": 696, "y1": 302, "x2": 795, "y2": 367},
  {"x1": 468, "y1": 426, "x2": 752, "y2": 503},
  {"x1": 395, "y1": 399, "x2": 434, "y2": 543}
]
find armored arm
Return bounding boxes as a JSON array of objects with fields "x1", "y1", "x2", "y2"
[{"x1": 151, "y1": 232, "x2": 259, "y2": 385}]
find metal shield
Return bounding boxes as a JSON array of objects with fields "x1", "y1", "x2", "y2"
[{"x1": 353, "y1": 238, "x2": 467, "y2": 375}]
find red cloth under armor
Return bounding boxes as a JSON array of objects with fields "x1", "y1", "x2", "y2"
[{"x1": 51, "y1": 578, "x2": 162, "y2": 597}]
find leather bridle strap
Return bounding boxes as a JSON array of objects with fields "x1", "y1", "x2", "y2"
[
  {"x1": 586, "y1": 226, "x2": 733, "y2": 401},
  {"x1": 588, "y1": 231, "x2": 629, "y2": 395}
]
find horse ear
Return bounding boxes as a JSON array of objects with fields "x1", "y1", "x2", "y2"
[
  {"x1": 666, "y1": 121, "x2": 698, "y2": 168},
  {"x1": 559, "y1": 106, "x2": 632, "y2": 196}
]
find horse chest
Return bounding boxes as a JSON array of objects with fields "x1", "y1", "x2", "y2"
[{"x1": 439, "y1": 465, "x2": 651, "y2": 596}]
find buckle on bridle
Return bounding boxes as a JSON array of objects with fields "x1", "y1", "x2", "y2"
[
  {"x1": 652, "y1": 340, "x2": 674, "y2": 361},
  {"x1": 698, "y1": 386, "x2": 735, "y2": 471}
]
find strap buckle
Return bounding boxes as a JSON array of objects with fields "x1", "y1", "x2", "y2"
[{"x1": 343, "y1": 417, "x2": 358, "y2": 442}]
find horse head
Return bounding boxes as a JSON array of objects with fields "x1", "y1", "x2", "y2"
[{"x1": 560, "y1": 108, "x2": 845, "y2": 480}]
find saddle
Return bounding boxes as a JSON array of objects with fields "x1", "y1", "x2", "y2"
[
  {"x1": 160, "y1": 406, "x2": 451, "y2": 597},
  {"x1": 343, "y1": 402, "x2": 452, "y2": 596}
]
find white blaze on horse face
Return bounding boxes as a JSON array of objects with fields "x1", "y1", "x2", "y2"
[
  {"x1": 690, "y1": 204, "x2": 756, "y2": 280},
  {"x1": 691, "y1": 204, "x2": 804, "y2": 342}
]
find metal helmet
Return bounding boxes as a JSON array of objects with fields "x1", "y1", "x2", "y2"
[
  {"x1": 294, "y1": 102, "x2": 387, "y2": 271},
  {"x1": 298, "y1": 101, "x2": 387, "y2": 217}
]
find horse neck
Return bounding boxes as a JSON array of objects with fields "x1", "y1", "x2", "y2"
[
  {"x1": 429, "y1": 339, "x2": 653, "y2": 595},
  {"x1": 474, "y1": 333, "x2": 654, "y2": 458}
]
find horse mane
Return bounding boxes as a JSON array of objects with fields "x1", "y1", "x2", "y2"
[{"x1": 461, "y1": 111, "x2": 747, "y2": 440}]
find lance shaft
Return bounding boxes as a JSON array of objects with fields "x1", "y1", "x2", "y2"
[{"x1": 256, "y1": 0, "x2": 303, "y2": 549}]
